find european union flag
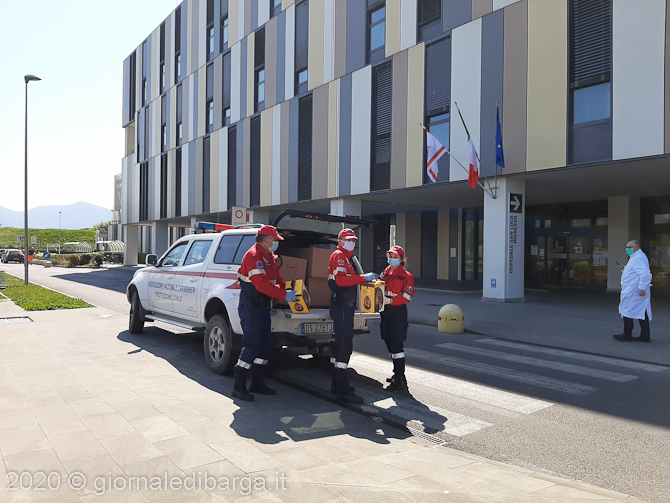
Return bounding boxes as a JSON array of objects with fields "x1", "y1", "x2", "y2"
[{"x1": 496, "y1": 105, "x2": 505, "y2": 169}]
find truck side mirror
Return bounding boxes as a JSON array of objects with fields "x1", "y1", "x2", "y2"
[{"x1": 145, "y1": 254, "x2": 158, "y2": 266}]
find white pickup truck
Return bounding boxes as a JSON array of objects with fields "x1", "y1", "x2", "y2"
[{"x1": 126, "y1": 211, "x2": 380, "y2": 374}]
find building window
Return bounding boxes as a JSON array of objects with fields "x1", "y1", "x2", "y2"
[
  {"x1": 295, "y1": 0, "x2": 309, "y2": 95},
  {"x1": 175, "y1": 6, "x2": 182, "y2": 84},
  {"x1": 227, "y1": 126, "x2": 237, "y2": 209},
  {"x1": 139, "y1": 162, "x2": 149, "y2": 222},
  {"x1": 255, "y1": 29, "x2": 265, "y2": 112},
  {"x1": 176, "y1": 84, "x2": 183, "y2": 146},
  {"x1": 371, "y1": 61, "x2": 392, "y2": 192},
  {"x1": 298, "y1": 94, "x2": 312, "y2": 201},
  {"x1": 160, "y1": 22, "x2": 166, "y2": 93},
  {"x1": 223, "y1": 51, "x2": 231, "y2": 125},
  {"x1": 569, "y1": 0, "x2": 611, "y2": 163},
  {"x1": 175, "y1": 148, "x2": 182, "y2": 216},
  {"x1": 424, "y1": 36, "x2": 450, "y2": 183},
  {"x1": 271, "y1": 0, "x2": 282, "y2": 18},
  {"x1": 161, "y1": 95, "x2": 168, "y2": 153},
  {"x1": 367, "y1": 0, "x2": 386, "y2": 64},
  {"x1": 250, "y1": 117, "x2": 261, "y2": 207},
  {"x1": 142, "y1": 41, "x2": 148, "y2": 106},
  {"x1": 417, "y1": 0, "x2": 442, "y2": 42},
  {"x1": 160, "y1": 154, "x2": 168, "y2": 219},
  {"x1": 144, "y1": 107, "x2": 150, "y2": 161},
  {"x1": 129, "y1": 51, "x2": 136, "y2": 123},
  {"x1": 203, "y1": 136, "x2": 211, "y2": 213},
  {"x1": 206, "y1": 64, "x2": 214, "y2": 133},
  {"x1": 207, "y1": 0, "x2": 215, "y2": 61},
  {"x1": 221, "y1": 15, "x2": 229, "y2": 52}
]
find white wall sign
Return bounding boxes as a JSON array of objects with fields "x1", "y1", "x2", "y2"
[{"x1": 232, "y1": 207, "x2": 247, "y2": 226}]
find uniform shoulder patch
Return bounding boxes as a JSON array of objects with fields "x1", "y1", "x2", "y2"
[
  {"x1": 255, "y1": 260, "x2": 264, "y2": 269},
  {"x1": 337, "y1": 259, "x2": 345, "y2": 266},
  {"x1": 406, "y1": 285, "x2": 413, "y2": 293}
]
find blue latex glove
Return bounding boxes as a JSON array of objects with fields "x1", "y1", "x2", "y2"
[
  {"x1": 285, "y1": 290, "x2": 299, "y2": 302},
  {"x1": 364, "y1": 273, "x2": 378, "y2": 282}
]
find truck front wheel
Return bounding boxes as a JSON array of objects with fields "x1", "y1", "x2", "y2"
[
  {"x1": 129, "y1": 292, "x2": 145, "y2": 334},
  {"x1": 204, "y1": 315, "x2": 238, "y2": 374}
]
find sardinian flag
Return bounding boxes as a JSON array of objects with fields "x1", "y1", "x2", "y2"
[{"x1": 424, "y1": 128, "x2": 446, "y2": 183}]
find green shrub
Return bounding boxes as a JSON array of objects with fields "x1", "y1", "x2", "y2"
[
  {"x1": 79, "y1": 254, "x2": 92, "y2": 266},
  {"x1": 93, "y1": 255, "x2": 103, "y2": 267},
  {"x1": 67, "y1": 255, "x2": 80, "y2": 267},
  {"x1": 138, "y1": 253, "x2": 148, "y2": 264}
]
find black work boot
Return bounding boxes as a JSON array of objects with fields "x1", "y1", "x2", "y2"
[
  {"x1": 249, "y1": 380, "x2": 277, "y2": 395},
  {"x1": 613, "y1": 334, "x2": 632, "y2": 342},
  {"x1": 386, "y1": 375, "x2": 407, "y2": 392},
  {"x1": 232, "y1": 385, "x2": 254, "y2": 401}
]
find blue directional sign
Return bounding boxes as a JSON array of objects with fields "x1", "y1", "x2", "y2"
[{"x1": 43, "y1": 252, "x2": 51, "y2": 259}]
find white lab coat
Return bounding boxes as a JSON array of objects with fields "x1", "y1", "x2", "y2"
[{"x1": 619, "y1": 250, "x2": 652, "y2": 320}]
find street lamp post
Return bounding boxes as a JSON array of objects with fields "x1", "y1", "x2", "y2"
[
  {"x1": 24, "y1": 74, "x2": 41, "y2": 285},
  {"x1": 59, "y1": 211, "x2": 62, "y2": 254}
]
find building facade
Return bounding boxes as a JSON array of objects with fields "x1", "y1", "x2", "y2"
[{"x1": 120, "y1": 0, "x2": 670, "y2": 299}]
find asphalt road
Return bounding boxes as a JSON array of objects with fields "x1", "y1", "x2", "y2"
[{"x1": 3, "y1": 263, "x2": 669, "y2": 502}]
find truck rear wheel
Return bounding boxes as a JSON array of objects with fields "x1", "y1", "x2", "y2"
[
  {"x1": 204, "y1": 315, "x2": 238, "y2": 374},
  {"x1": 129, "y1": 292, "x2": 145, "y2": 334}
]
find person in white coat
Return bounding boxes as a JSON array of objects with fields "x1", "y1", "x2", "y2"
[{"x1": 613, "y1": 240, "x2": 652, "y2": 343}]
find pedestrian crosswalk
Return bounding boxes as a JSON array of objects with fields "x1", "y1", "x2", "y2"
[{"x1": 277, "y1": 337, "x2": 668, "y2": 443}]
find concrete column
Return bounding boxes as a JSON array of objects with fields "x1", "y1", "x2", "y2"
[
  {"x1": 405, "y1": 212, "x2": 422, "y2": 279},
  {"x1": 190, "y1": 216, "x2": 198, "y2": 231},
  {"x1": 123, "y1": 224, "x2": 139, "y2": 266},
  {"x1": 483, "y1": 178, "x2": 525, "y2": 301},
  {"x1": 330, "y1": 198, "x2": 361, "y2": 217},
  {"x1": 152, "y1": 221, "x2": 169, "y2": 257},
  {"x1": 437, "y1": 210, "x2": 450, "y2": 280},
  {"x1": 247, "y1": 209, "x2": 269, "y2": 224},
  {"x1": 607, "y1": 196, "x2": 640, "y2": 291}
]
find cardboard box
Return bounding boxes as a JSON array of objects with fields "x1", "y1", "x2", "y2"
[
  {"x1": 305, "y1": 276, "x2": 332, "y2": 307},
  {"x1": 284, "y1": 280, "x2": 309, "y2": 314},
  {"x1": 283, "y1": 247, "x2": 332, "y2": 278},
  {"x1": 359, "y1": 280, "x2": 385, "y2": 313},
  {"x1": 278, "y1": 255, "x2": 307, "y2": 282}
]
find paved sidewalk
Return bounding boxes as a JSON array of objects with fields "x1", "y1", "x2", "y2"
[
  {"x1": 408, "y1": 284, "x2": 670, "y2": 366},
  {"x1": 0, "y1": 300, "x2": 648, "y2": 502}
]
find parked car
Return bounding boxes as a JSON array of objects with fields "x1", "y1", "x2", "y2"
[
  {"x1": 126, "y1": 210, "x2": 380, "y2": 374},
  {"x1": 0, "y1": 249, "x2": 8, "y2": 261},
  {"x1": 2, "y1": 250, "x2": 25, "y2": 263}
]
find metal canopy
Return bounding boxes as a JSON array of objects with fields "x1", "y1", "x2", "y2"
[{"x1": 62, "y1": 242, "x2": 93, "y2": 253}]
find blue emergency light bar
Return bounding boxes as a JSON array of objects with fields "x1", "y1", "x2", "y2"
[{"x1": 195, "y1": 222, "x2": 235, "y2": 231}]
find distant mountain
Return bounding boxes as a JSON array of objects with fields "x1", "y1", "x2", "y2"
[{"x1": 0, "y1": 202, "x2": 113, "y2": 229}]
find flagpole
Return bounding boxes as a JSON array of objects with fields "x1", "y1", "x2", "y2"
[{"x1": 420, "y1": 122, "x2": 492, "y2": 195}]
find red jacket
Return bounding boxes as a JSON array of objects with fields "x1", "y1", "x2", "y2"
[
  {"x1": 328, "y1": 246, "x2": 366, "y2": 288},
  {"x1": 238, "y1": 243, "x2": 287, "y2": 300},
  {"x1": 380, "y1": 265, "x2": 414, "y2": 306}
]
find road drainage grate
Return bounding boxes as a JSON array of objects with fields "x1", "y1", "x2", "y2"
[{"x1": 0, "y1": 317, "x2": 33, "y2": 325}]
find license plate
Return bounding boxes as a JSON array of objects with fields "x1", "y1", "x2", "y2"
[{"x1": 302, "y1": 323, "x2": 334, "y2": 334}]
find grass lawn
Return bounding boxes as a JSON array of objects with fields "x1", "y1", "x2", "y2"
[{"x1": 1, "y1": 274, "x2": 92, "y2": 311}]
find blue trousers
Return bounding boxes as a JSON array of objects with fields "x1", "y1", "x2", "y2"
[
  {"x1": 330, "y1": 301, "x2": 354, "y2": 394},
  {"x1": 235, "y1": 303, "x2": 272, "y2": 387}
]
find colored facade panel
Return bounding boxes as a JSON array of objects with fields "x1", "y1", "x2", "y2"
[
  {"x1": 284, "y1": 4, "x2": 296, "y2": 101},
  {"x1": 479, "y1": 9, "x2": 503, "y2": 178},
  {"x1": 327, "y1": 80, "x2": 338, "y2": 198},
  {"x1": 288, "y1": 97, "x2": 299, "y2": 202},
  {"x1": 198, "y1": 0, "x2": 206, "y2": 70},
  {"x1": 261, "y1": 108, "x2": 274, "y2": 206},
  {"x1": 400, "y1": 0, "x2": 417, "y2": 51},
  {"x1": 308, "y1": 0, "x2": 325, "y2": 90},
  {"x1": 198, "y1": 66, "x2": 206, "y2": 138},
  {"x1": 526, "y1": 0, "x2": 567, "y2": 171},
  {"x1": 405, "y1": 43, "x2": 424, "y2": 188},
  {"x1": 350, "y1": 66, "x2": 372, "y2": 196},
  {"x1": 236, "y1": 120, "x2": 245, "y2": 206},
  {"x1": 170, "y1": 88, "x2": 177, "y2": 150},
  {"x1": 187, "y1": 141, "x2": 196, "y2": 215},
  {"x1": 312, "y1": 84, "x2": 329, "y2": 201},
  {"x1": 214, "y1": 55, "x2": 223, "y2": 130},
  {"x1": 444, "y1": 0, "x2": 472, "y2": 33},
  {"x1": 276, "y1": 11, "x2": 286, "y2": 103},
  {"x1": 229, "y1": 0, "x2": 239, "y2": 45},
  {"x1": 493, "y1": 0, "x2": 520, "y2": 10},
  {"x1": 210, "y1": 129, "x2": 220, "y2": 212},
  {"x1": 265, "y1": 16, "x2": 278, "y2": 108},
  {"x1": 338, "y1": 73, "x2": 352, "y2": 197},
  {"x1": 346, "y1": 0, "x2": 366, "y2": 75},
  {"x1": 247, "y1": 32, "x2": 255, "y2": 118},
  {"x1": 386, "y1": 0, "x2": 402, "y2": 58},
  {"x1": 242, "y1": 117, "x2": 251, "y2": 207},
  {"x1": 323, "y1": 0, "x2": 334, "y2": 84},
  {"x1": 450, "y1": 18, "x2": 482, "y2": 182},
  {"x1": 123, "y1": 56, "x2": 131, "y2": 127},
  {"x1": 259, "y1": 0, "x2": 270, "y2": 28},
  {"x1": 334, "y1": 0, "x2": 347, "y2": 79},
  {"x1": 238, "y1": 0, "x2": 246, "y2": 42},
  {"x1": 472, "y1": 0, "x2": 492, "y2": 19},
  {"x1": 218, "y1": 126, "x2": 228, "y2": 211},
  {"x1": 272, "y1": 106, "x2": 282, "y2": 205},
  {"x1": 231, "y1": 42, "x2": 242, "y2": 123},
  {"x1": 502, "y1": 0, "x2": 527, "y2": 174},
  {"x1": 195, "y1": 137, "x2": 203, "y2": 214},
  {"x1": 612, "y1": 0, "x2": 665, "y2": 160},
  {"x1": 280, "y1": 101, "x2": 291, "y2": 203},
  {"x1": 391, "y1": 49, "x2": 408, "y2": 190},
  {"x1": 245, "y1": 0, "x2": 253, "y2": 36}
]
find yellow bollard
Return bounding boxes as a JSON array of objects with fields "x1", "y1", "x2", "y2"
[{"x1": 438, "y1": 304, "x2": 464, "y2": 334}]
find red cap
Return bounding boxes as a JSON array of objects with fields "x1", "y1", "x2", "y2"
[
  {"x1": 386, "y1": 245, "x2": 405, "y2": 257},
  {"x1": 338, "y1": 228, "x2": 358, "y2": 240},
  {"x1": 258, "y1": 225, "x2": 284, "y2": 240}
]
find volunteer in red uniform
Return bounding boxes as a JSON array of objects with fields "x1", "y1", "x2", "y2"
[
  {"x1": 379, "y1": 245, "x2": 414, "y2": 391},
  {"x1": 327, "y1": 228, "x2": 377, "y2": 403},
  {"x1": 233, "y1": 225, "x2": 298, "y2": 401}
]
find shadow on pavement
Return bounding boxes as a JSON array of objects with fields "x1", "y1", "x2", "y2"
[{"x1": 53, "y1": 268, "x2": 137, "y2": 294}]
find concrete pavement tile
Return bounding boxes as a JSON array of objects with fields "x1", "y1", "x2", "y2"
[
  {"x1": 140, "y1": 367, "x2": 172, "y2": 378},
  {"x1": 0, "y1": 394, "x2": 30, "y2": 412},
  {"x1": 370, "y1": 452, "x2": 413, "y2": 465},
  {"x1": 404, "y1": 445, "x2": 479, "y2": 469},
  {"x1": 0, "y1": 408, "x2": 38, "y2": 431},
  {"x1": 531, "y1": 473, "x2": 630, "y2": 500},
  {"x1": 450, "y1": 463, "x2": 556, "y2": 493},
  {"x1": 325, "y1": 471, "x2": 386, "y2": 487},
  {"x1": 386, "y1": 458, "x2": 486, "y2": 488},
  {"x1": 185, "y1": 459, "x2": 246, "y2": 482},
  {"x1": 80, "y1": 488, "x2": 149, "y2": 503},
  {"x1": 327, "y1": 486, "x2": 416, "y2": 503},
  {"x1": 99, "y1": 433, "x2": 164, "y2": 467},
  {"x1": 131, "y1": 417, "x2": 189, "y2": 443},
  {"x1": 68, "y1": 398, "x2": 116, "y2": 418},
  {"x1": 533, "y1": 484, "x2": 627, "y2": 500},
  {"x1": 56, "y1": 385, "x2": 97, "y2": 403},
  {"x1": 322, "y1": 434, "x2": 393, "y2": 457},
  {"x1": 283, "y1": 439, "x2": 363, "y2": 465},
  {"x1": 337, "y1": 459, "x2": 414, "y2": 484},
  {"x1": 265, "y1": 448, "x2": 328, "y2": 472},
  {"x1": 48, "y1": 430, "x2": 107, "y2": 462},
  {"x1": 122, "y1": 455, "x2": 189, "y2": 501},
  {"x1": 147, "y1": 491, "x2": 216, "y2": 502},
  {"x1": 0, "y1": 426, "x2": 50, "y2": 456},
  {"x1": 3, "y1": 449, "x2": 65, "y2": 475},
  {"x1": 297, "y1": 464, "x2": 351, "y2": 482},
  {"x1": 389, "y1": 473, "x2": 453, "y2": 492},
  {"x1": 208, "y1": 441, "x2": 282, "y2": 474},
  {"x1": 266, "y1": 482, "x2": 342, "y2": 503},
  {"x1": 12, "y1": 486, "x2": 83, "y2": 503},
  {"x1": 81, "y1": 413, "x2": 137, "y2": 440},
  {"x1": 153, "y1": 436, "x2": 223, "y2": 471},
  {"x1": 36, "y1": 410, "x2": 89, "y2": 436},
  {"x1": 153, "y1": 405, "x2": 208, "y2": 425},
  {"x1": 95, "y1": 389, "x2": 140, "y2": 404},
  {"x1": 109, "y1": 401, "x2": 163, "y2": 423},
  {"x1": 61, "y1": 453, "x2": 126, "y2": 496},
  {"x1": 179, "y1": 420, "x2": 238, "y2": 445}
]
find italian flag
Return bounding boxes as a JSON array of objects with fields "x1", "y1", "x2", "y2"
[{"x1": 457, "y1": 107, "x2": 479, "y2": 190}]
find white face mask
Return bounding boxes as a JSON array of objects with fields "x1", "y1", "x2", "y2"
[{"x1": 342, "y1": 241, "x2": 356, "y2": 252}]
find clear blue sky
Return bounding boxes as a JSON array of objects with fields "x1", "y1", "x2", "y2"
[{"x1": 0, "y1": 0, "x2": 179, "y2": 213}]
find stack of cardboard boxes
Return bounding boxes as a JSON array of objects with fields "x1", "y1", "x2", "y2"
[{"x1": 276, "y1": 248, "x2": 333, "y2": 309}]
